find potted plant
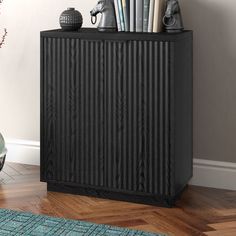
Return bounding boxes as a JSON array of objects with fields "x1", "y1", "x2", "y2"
[{"x1": 0, "y1": 0, "x2": 7, "y2": 48}]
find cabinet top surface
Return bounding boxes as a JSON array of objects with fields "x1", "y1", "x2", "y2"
[{"x1": 41, "y1": 28, "x2": 192, "y2": 41}]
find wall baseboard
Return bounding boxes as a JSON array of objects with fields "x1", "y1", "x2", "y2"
[
  {"x1": 5, "y1": 139, "x2": 40, "y2": 166},
  {"x1": 190, "y1": 158, "x2": 236, "y2": 191},
  {"x1": 4, "y1": 139, "x2": 236, "y2": 190}
]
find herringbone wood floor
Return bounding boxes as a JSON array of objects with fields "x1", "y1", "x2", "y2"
[{"x1": 0, "y1": 162, "x2": 236, "y2": 236}]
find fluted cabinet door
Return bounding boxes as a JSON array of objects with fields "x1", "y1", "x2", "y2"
[
  {"x1": 103, "y1": 40, "x2": 173, "y2": 196},
  {"x1": 41, "y1": 38, "x2": 105, "y2": 187}
]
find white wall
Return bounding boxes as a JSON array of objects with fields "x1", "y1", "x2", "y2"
[
  {"x1": 0, "y1": 0, "x2": 95, "y2": 141},
  {"x1": 181, "y1": 0, "x2": 236, "y2": 163}
]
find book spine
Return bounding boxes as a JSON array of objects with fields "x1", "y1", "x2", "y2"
[
  {"x1": 117, "y1": 0, "x2": 125, "y2": 31},
  {"x1": 159, "y1": 0, "x2": 165, "y2": 32},
  {"x1": 126, "y1": 0, "x2": 130, "y2": 31},
  {"x1": 122, "y1": 0, "x2": 129, "y2": 31},
  {"x1": 143, "y1": 0, "x2": 150, "y2": 32},
  {"x1": 136, "y1": 0, "x2": 143, "y2": 32},
  {"x1": 130, "y1": 0, "x2": 135, "y2": 32},
  {"x1": 148, "y1": 0, "x2": 155, "y2": 33},
  {"x1": 153, "y1": 0, "x2": 165, "y2": 33},
  {"x1": 114, "y1": 0, "x2": 122, "y2": 32}
]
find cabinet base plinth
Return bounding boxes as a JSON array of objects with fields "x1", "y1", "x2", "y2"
[{"x1": 47, "y1": 182, "x2": 186, "y2": 207}]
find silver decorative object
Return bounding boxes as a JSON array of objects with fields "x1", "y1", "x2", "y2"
[
  {"x1": 60, "y1": 8, "x2": 83, "y2": 31},
  {"x1": 0, "y1": 133, "x2": 7, "y2": 171},
  {"x1": 90, "y1": 0, "x2": 117, "y2": 32},
  {"x1": 163, "y1": 0, "x2": 184, "y2": 33}
]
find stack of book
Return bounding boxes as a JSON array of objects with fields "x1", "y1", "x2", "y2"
[{"x1": 114, "y1": 0, "x2": 166, "y2": 33}]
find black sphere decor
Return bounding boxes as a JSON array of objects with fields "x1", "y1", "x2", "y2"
[{"x1": 59, "y1": 8, "x2": 83, "y2": 31}]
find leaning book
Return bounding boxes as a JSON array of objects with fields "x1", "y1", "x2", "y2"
[
  {"x1": 148, "y1": 0, "x2": 155, "y2": 32},
  {"x1": 117, "y1": 0, "x2": 125, "y2": 31},
  {"x1": 153, "y1": 0, "x2": 165, "y2": 33},
  {"x1": 122, "y1": 0, "x2": 129, "y2": 31},
  {"x1": 114, "y1": 0, "x2": 122, "y2": 31}
]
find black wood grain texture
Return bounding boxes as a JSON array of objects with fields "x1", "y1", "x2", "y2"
[{"x1": 40, "y1": 28, "x2": 193, "y2": 206}]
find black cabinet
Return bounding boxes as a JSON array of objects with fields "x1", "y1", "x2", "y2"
[{"x1": 40, "y1": 28, "x2": 193, "y2": 206}]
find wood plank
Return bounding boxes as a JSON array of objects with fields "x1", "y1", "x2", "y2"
[
  {"x1": 208, "y1": 221, "x2": 236, "y2": 230},
  {"x1": 204, "y1": 228, "x2": 236, "y2": 236},
  {"x1": 0, "y1": 162, "x2": 236, "y2": 235}
]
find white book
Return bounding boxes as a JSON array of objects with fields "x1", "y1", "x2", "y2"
[
  {"x1": 114, "y1": 0, "x2": 122, "y2": 31},
  {"x1": 122, "y1": 0, "x2": 129, "y2": 31},
  {"x1": 130, "y1": 0, "x2": 135, "y2": 32},
  {"x1": 153, "y1": 0, "x2": 165, "y2": 33},
  {"x1": 136, "y1": 0, "x2": 143, "y2": 32},
  {"x1": 148, "y1": 0, "x2": 155, "y2": 33}
]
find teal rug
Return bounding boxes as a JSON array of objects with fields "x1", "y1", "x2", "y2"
[{"x1": 0, "y1": 209, "x2": 165, "y2": 236}]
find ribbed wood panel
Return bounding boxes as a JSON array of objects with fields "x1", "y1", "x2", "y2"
[
  {"x1": 104, "y1": 40, "x2": 171, "y2": 195},
  {"x1": 41, "y1": 37, "x2": 105, "y2": 187},
  {"x1": 41, "y1": 37, "x2": 171, "y2": 195}
]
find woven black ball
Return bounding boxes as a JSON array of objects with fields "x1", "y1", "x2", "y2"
[{"x1": 60, "y1": 8, "x2": 83, "y2": 31}]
